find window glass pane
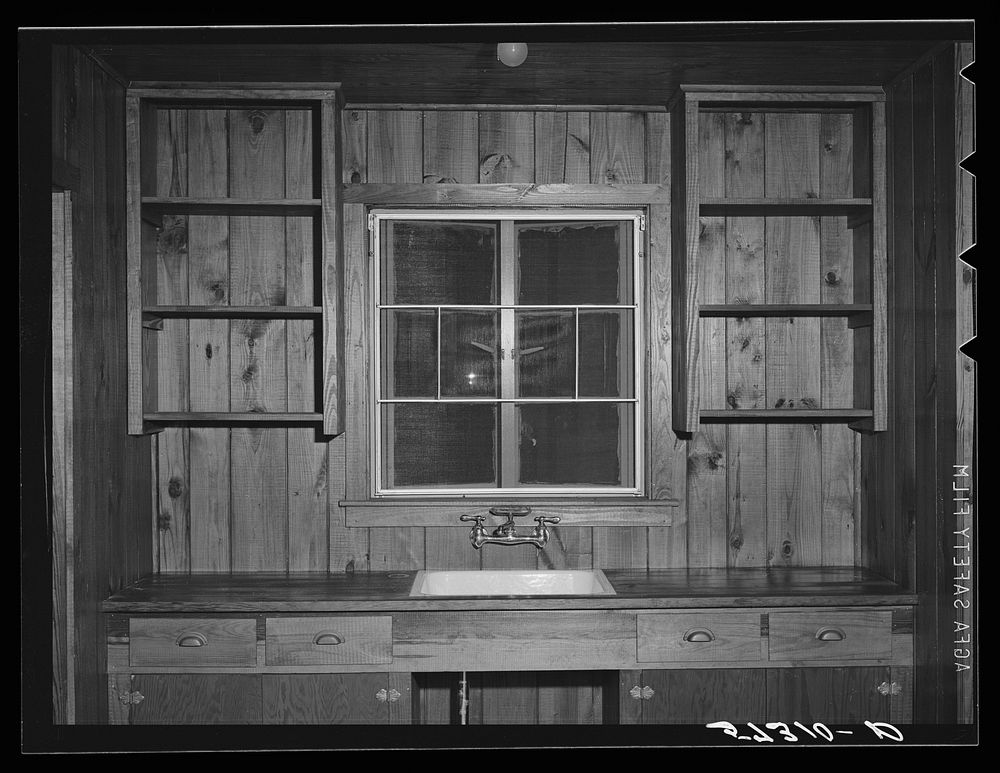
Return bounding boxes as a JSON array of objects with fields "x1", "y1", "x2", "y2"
[
  {"x1": 380, "y1": 310, "x2": 437, "y2": 398},
  {"x1": 381, "y1": 404, "x2": 497, "y2": 489},
  {"x1": 516, "y1": 221, "x2": 633, "y2": 305},
  {"x1": 578, "y1": 310, "x2": 634, "y2": 398},
  {"x1": 516, "y1": 311, "x2": 575, "y2": 398},
  {"x1": 381, "y1": 220, "x2": 497, "y2": 304},
  {"x1": 517, "y1": 403, "x2": 634, "y2": 487},
  {"x1": 440, "y1": 311, "x2": 498, "y2": 397}
]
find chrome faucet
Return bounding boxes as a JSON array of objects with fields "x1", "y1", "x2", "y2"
[{"x1": 460, "y1": 506, "x2": 561, "y2": 549}]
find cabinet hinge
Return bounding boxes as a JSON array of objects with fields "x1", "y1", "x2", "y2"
[
  {"x1": 638, "y1": 213, "x2": 646, "y2": 232},
  {"x1": 367, "y1": 212, "x2": 376, "y2": 233}
]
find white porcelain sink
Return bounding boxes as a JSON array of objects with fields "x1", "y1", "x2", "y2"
[{"x1": 409, "y1": 569, "x2": 616, "y2": 597}]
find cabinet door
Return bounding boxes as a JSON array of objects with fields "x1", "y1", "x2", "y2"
[
  {"x1": 130, "y1": 675, "x2": 262, "y2": 725},
  {"x1": 642, "y1": 669, "x2": 767, "y2": 724},
  {"x1": 766, "y1": 667, "x2": 891, "y2": 724},
  {"x1": 620, "y1": 669, "x2": 766, "y2": 725},
  {"x1": 263, "y1": 674, "x2": 396, "y2": 724}
]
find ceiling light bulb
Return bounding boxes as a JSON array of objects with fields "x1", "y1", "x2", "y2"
[{"x1": 497, "y1": 43, "x2": 528, "y2": 68}]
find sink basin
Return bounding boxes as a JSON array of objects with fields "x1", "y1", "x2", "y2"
[{"x1": 409, "y1": 569, "x2": 616, "y2": 597}]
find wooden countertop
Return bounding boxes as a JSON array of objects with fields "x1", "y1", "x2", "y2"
[{"x1": 102, "y1": 567, "x2": 916, "y2": 612}]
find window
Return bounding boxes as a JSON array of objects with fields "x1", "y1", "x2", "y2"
[{"x1": 370, "y1": 209, "x2": 643, "y2": 496}]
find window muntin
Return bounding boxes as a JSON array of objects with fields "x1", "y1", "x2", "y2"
[{"x1": 371, "y1": 210, "x2": 643, "y2": 496}]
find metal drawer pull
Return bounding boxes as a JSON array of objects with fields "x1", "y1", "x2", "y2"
[
  {"x1": 816, "y1": 627, "x2": 847, "y2": 642},
  {"x1": 683, "y1": 628, "x2": 716, "y2": 643},
  {"x1": 175, "y1": 632, "x2": 208, "y2": 648},
  {"x1": 313, "y1": 632, "x2": 345, "y2": 646},
  {"x1": 388, "y1": 688, "x2": 402, "y2": 703},
  {"x1": 375, "y1": 688, "x2": 389, "y2": 703}
]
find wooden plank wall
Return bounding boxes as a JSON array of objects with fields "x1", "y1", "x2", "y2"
[
  {"x1": 883, "y1": 43, "x2": 971, "y2": 724},
  {"x1": 150, "y1": 106, "x2": 326, "y2": 574},
  {"x1": 156, "y1": 106, "x2": 864, "y2": 577},
  {"x1": 51, "y1": 46, "x2": 153, "y2": 723}
]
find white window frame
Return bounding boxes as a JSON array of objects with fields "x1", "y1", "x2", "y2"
[{"x1": 369, "y1": 208, "x2": 645, "y2": 497}]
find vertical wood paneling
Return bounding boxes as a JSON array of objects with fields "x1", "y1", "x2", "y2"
[
  {"x1": 724, "y1": 111, "x2": 767, "y2": 567},
  {"x1": 686, "y1": 112, "x2": 727, "y2": 568},
  {"x1": 590, "y1": 112, "x2": 645, "y2": 184},
  {"x1": 285, "y1": 109, "x2": 327, "y2": 571},
  {"x1": 187, "y1": 108, "x2": 231, "y2": 572},
  {"x1": 886, "y1": 76, "x2": 916, "y2": 587},
  {"x1": 229, "y1": 108, "x2": 289, "y2": 571},
  {"x1": 369, "y1": 111, "x2": 422, "y2": 183},
  {"x1": 54, "y1": 48, "x2": 147, "y2": 723},
  {"x1": 645, "y1": 113, "x2": 687, "y2": 570},
  {"x1": 470, "y1": 673, "x2": 538, "y2": 725},
  {"x1": 341, "y1": 108, "x2": 367, "y2": 185},
  {"x1": 479, "y1": 111, "x2": 534, "y2": 182},
  {"x1": 591, "y1": 112, "x2": 649, "y2": 569},
  {"x1": 423, "y1": 111, "x2": 479, "y2": 183},
  {"x1": 764, "y1": 113, "x2": 822, "y2": 568},
  {"x1": 820, "y1": 113, "x2": 857, "y2": 566},
  {"x1": 367, "y1": 110, "x2": 425, "y2": 571},
  {"x1": 537, "y1": 672, "x2": 602, "y2": 724},
  {"x1": 155, "y1": 109, "x2": 191, "y2": 573},
  {"x1": 262, "y1": 674, "x2": 388, "y2": 724},
  {"x1": 534, "y1": 111, "x2": 590, "y2": 184}
]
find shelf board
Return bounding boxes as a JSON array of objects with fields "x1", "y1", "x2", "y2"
[
  {"x1": 700, "y1": 409, "x2": 874, "y2": 424},
  {"x1": 143, "y1": 305, "x2": 323, "y2": 324},
  {"x1": 141, "y1": 197, "x2": 321, "y2": 216},
  {"x1": 700, "y1": 304, "x2": 873, "y2": 320},
  {"x1": 699, "y1": 198, "x2": 871, "y2": 217},
  {"x1": 144, "y1": 412, "x2": 324, "y2": 426}
]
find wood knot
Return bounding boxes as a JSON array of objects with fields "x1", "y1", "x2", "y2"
[
  {"x1": 350, "y1": 111, "x2": 361, "y2": 122},
  {"x1": 242, "y1": 361, "x2": 258, "y2": 383},
  {"x1": 752, "y1": 353, "x2": 763, "y2": 363},
  {"x1": 730, "y1": 531, "x2": 744, "y2": 551},
  {"x1": 800, "y1": 397, "x2": 819, "y2": 409},
  {"x1": 737, "y1": 113, "x2": 754, "y2": 126},
  {"x1": 781, "y1": 540, "x2": 794, "y2": 559},
  {"x1": 209, "y1": 282, "x2": 226, "y2": 301},
  {"x1": 248, "y1": 110, "x2": 267, "y2": 135},
  {"x1": 740, "y1": 337, "x2": 751, "y2": 352},
  {"x1": 963, "y1": 268, "x2": 974, "y2": 284},
  {"x1": 825, "y1": 271, "x2": 840, "y2": 285},
  {"x1": 965, "y1": 362, "x2": 973, "y2": 372},
  {"x1": 774, "y1": 398, "x2": 786, "y2": 408},
  {"x1": 167, "y1": 477, "x2": 183, "y2": 499},
  {"x1": 205, "y1": 343, "x2": 213, "y2": 359},
  {"x1": 824, "y1": 142, "x2": 835, "y2": 152},
  {"x1": 350, "y1": 170, "x2": 362, "y2": 184},
  {"x1": 157, "y1": 512, "x2": 171, "y2": 531}
]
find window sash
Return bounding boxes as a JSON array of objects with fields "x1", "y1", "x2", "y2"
[{"x1": 371, "y1": 209, "x2": 644, "y2": 496}]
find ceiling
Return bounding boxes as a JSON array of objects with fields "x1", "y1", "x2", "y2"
[{"x1": 83, "y1": 23, "x2": 971, "y2": 106}]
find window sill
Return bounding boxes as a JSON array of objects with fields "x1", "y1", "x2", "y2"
[{"x1": 338, "y1": 498, "x2": 678, "y2": 527}]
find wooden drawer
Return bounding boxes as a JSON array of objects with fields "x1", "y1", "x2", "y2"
[
  {"x1": 130, "y1": 618, "x2": 257, "y2": 667},
  {"x1": 768, "y1": 611, "x2": 893, "y2": 661},
  {"x1": 636, "y1": 612, "x2": 762, "y2": 663},
  {"x1": 265, "y1": 616, "x2": 392, "y2": 666}
]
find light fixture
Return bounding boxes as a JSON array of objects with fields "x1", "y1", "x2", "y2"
[{"x1": 497, "y1": 42, "x2": 528, "y2": 67}]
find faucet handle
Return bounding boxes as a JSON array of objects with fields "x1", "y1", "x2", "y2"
[
  {"x1": 534, "y1": 515, "x2": 561, "y2": 526},
  {"x1": 460, "y1": 514, "x2": 486, "y2": 526}
]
